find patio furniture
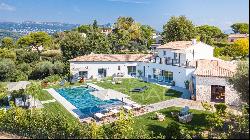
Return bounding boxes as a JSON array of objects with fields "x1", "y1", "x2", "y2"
[
  {"x1": 94, "y1": 113, "x2": 106, "y2": 121},
  {"x1": 180, "y1": 106, "x2": 189, "y2": 116},
  {"x1": 59, "y1": 79, "x2": 65, "y2": 86},
  {"x1": 171, "y1": 112, "x2": 179, "y2": 117},
  {"x1": 130, "y1": 86, "x2": 148, "y2": 92},
  {"x1": 15, "y1": 98, "x2": 25, "y2": 107},
  {"x1": 155, "y1": 112, "x2": 165, "y2": 121},
  {"x1": 178, "y1": 113, "x2": 193, "y2": 123},
  {"x1": 123, "y1": 105, "x2": 132, "y2": 111}
]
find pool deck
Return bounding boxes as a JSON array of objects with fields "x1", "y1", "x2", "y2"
[
  {"x1": 86, "y1": 83, "x2": 105, "y2": 90},
  {"x1": 44, "y1": 88, "x2": 85, "y2": 119}
]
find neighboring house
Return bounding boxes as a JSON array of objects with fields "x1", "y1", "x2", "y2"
[
  {"x1": 101, "y1": 28, "x2": 112, "y2": 36},
  {"x1": 31, "y1": 45, "x2": 43, "y2": 52},
  {"x1": 150, "y1": 44, "x2": 161, "y2": 51},
  {"x1": 152, "y1": 33, "x2": 163, "y2": 44},
  {"x1": 228, "y1": 34, "x2": 249, "y2": 42},
  {"x1": 69, "y1": 53, "x2": 153, "y2": 79},
  {"x1": 70, "y1": 39, "x2": 240, "y2": 106}
]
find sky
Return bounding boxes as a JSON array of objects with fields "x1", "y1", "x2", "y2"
[{"x1": 0, "y1": 0, "x2": 249, "y2": 31}]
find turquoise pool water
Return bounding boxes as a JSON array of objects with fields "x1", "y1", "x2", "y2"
[{"x1": 56, "y1": 87, "x2": 122, "y2": 118}]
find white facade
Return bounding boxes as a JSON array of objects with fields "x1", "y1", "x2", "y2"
[
  {"x1": 69, "y1": 40, "x2": 239, "y2": 105},
  {"x1": 70, "y1": 61, "x2": 138, "y2": 79},
  {"x1": 136, "y1": 41, "x2": 214, "y2": 88}
]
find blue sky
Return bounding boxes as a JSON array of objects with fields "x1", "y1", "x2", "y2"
[{"x1": 0, "y1": 0, "x2": 249, "y2": 31}]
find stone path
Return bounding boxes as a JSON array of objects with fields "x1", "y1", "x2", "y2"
[
  {"x1": 7, "y1": 81, "x2": 31, "y2": 92},
  {"x1": 41, "y1": 99, "x2": 56, "y2": 104},
  {"x1": 145, "y1": 98, "x2": 207, "y2": 113}
]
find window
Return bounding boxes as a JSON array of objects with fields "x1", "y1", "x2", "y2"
[
  {"x1": 211, "y1": 85, "x2": 225, "y2": 103},
  {"x1": 98, "y1": 68, "x2": 107, "y2": 77},
  {"x1": 127, "y1": 66, "x2": 136, "y2": 76},
  {"x1": 163, "y1": 51, "x2": 166, "y2": 55},
  {"x1": 174, "y1": 53, "x2": 177, "y2": 59},
  {"x1": 162, "y1": 70, "x2": 173, "y2": 82},
  {"x1": 79, "y1": 71, "x2": 88, "y2": 78},
  {"x1": 118, "y1": 66, "x2": 120, "y2": 70}
]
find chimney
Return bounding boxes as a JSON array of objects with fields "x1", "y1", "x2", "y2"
[{"x1": 191, "y1": 39, "x2": 197, "y2": 45}]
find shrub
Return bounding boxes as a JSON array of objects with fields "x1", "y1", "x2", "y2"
[
  {"x1": 0, "y1": 107, "x2": 91, "y2": 139},
  {"x1": 17, "y1": 63, "x2": 32, "y2": 76},
  {"x1": 16, "y1": 49, "x2": 39, "y2": 63},
  {"x1": 41, "y1": 50, "x2": 63, "y2": 62},
  {"x1": 53, "y1": 61, "x2": 65, "y2": 74},
  {"x1": 10, "y1": 70, "x2": 28, "y2": 82},
  {"x1": 214, "y1": 103, "x2": 227, "y2": 114},
  {"x1": 165, "y1": 121, "x2": 182, "y2": 139},
  {"x1": 0, "y1": 48, "x2": 16, "y2": 61},
  {"x1": 43, "y1": 74, "x2": 61, "y2": 83},
  {"x1": 0, "y1": 58, "x2": 16, "y2": 81},
  {"x1": 30, "y1": 61, "x2": 65, "y2": 80}
]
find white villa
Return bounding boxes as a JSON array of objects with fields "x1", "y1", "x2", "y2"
[{"x1": 69, "y1": 39, "x2": 240, "y2": 106}]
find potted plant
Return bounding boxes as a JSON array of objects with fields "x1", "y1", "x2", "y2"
[
  {"x1": 171, "y1": 80, "x2": 175, "y2": 86},
  {"x1": 137, "y1": 70, "x2": 143, "y2": 78},
  {"x1": 184, "y1": 80, "x2": 190, "y2": 89}
]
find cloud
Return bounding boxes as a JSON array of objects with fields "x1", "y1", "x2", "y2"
[
  {"x1": 107, "y1": 0, "x2": 149, "y2": 4},
  {"x1": 0, "y1": 2, "x2": 15, "y2": 11}
]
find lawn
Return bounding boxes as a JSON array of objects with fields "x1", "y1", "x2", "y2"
[
  {"x1": 132, "y1": 106, "x2": 210, "y2": 137},
  {"x1": 95, "y1": 78, "x2": 182, "y2": 105}
]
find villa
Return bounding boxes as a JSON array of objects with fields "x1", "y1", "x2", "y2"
[{"x1": 69, "y1": 39, "x2": 240, "y2": 106}]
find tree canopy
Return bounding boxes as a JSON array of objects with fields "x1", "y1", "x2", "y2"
[
  {"x1": 228, "y1": 61, "x2": 249, "y2": 104},
  {"x1": 162, "y1": 16, "x2": 196, "y2": 43},
  {"x1": 231, "y1": 23, "x2": 249, "y2": 34},
  {"x1": 196, "y1": 25, "x2": 227, "y2": 45},
  {"x1": 1, "y1": 37, "x2": 15, "y2": 49}
]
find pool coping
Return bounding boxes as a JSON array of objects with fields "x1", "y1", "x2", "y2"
[{"x1": 44, "y1": 88, "x2": 84, "y2": 120}]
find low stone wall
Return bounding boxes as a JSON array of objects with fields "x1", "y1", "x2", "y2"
[{"x1": 195, "y1": 76, "x2": 241, "y2": 106}]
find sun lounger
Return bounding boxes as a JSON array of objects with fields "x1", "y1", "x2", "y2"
[
  {"x1": 110, "y1": 109, "x2": 120, "y2": 114},
  {"x1": 94, "y1": 113, "x2": 106, "y2": 120},
  {"x1": 130, "y1": 86, "x2": 148, "y2": 92},
  {"x1": 123, "y1": 105, "x2": 132, "y2": 111}
]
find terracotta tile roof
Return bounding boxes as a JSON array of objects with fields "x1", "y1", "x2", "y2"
[
  {"x1": 157, "y1": 41, "x2": 195, "y2": 50},
  {"x1": 192, "y1": 59, "x2": 237, "y2": 78},
  {"x1": 228, "y1": 34, "x2": 249, "y2": 38},
  {"x1": 69, "y1": 54, "x2": 153, "y2": 62}
]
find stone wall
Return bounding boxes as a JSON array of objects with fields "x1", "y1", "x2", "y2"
[{"x1": 195, "y1": 76, "x2": 241, "y2": 106}]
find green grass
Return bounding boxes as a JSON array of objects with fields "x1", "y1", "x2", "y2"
[
  {"x1": 132, "y1": 106, "x2": 210, "y2": 137},
  {"x1": 45, "y1": 81, "x2": 85, "y2": 89},
  {"x1": 42, "y1": 101, "x2": 78, "y2": 125},
  {"x1": 35, "y1": 89, "x2": 78, "y2": 124},
  {"x1": 95, "y1": 78, "x2": 182, "y2": 105},
  {"x1": 36, "y1": 90, "x2": 54, "y2": 101}
]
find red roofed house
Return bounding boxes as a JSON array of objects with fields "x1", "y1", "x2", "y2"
[{"x1": 69, "y1": 39, "x2": 241, "y2": 106}]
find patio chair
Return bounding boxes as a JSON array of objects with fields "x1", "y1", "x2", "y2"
[
  {"x1": 59, "y1": 79, "x2": 65, "y2": 86},
  {"x1": 180, "y1": 106, "x2": 189, "y2": 116},
  {"x1": 130, "y1": 86, "x2": 148, "y2": 92}
]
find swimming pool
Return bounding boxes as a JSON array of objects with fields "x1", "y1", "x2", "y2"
[{"x1": 56, "y1": 87, "x2": 123, "y2": 118}]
